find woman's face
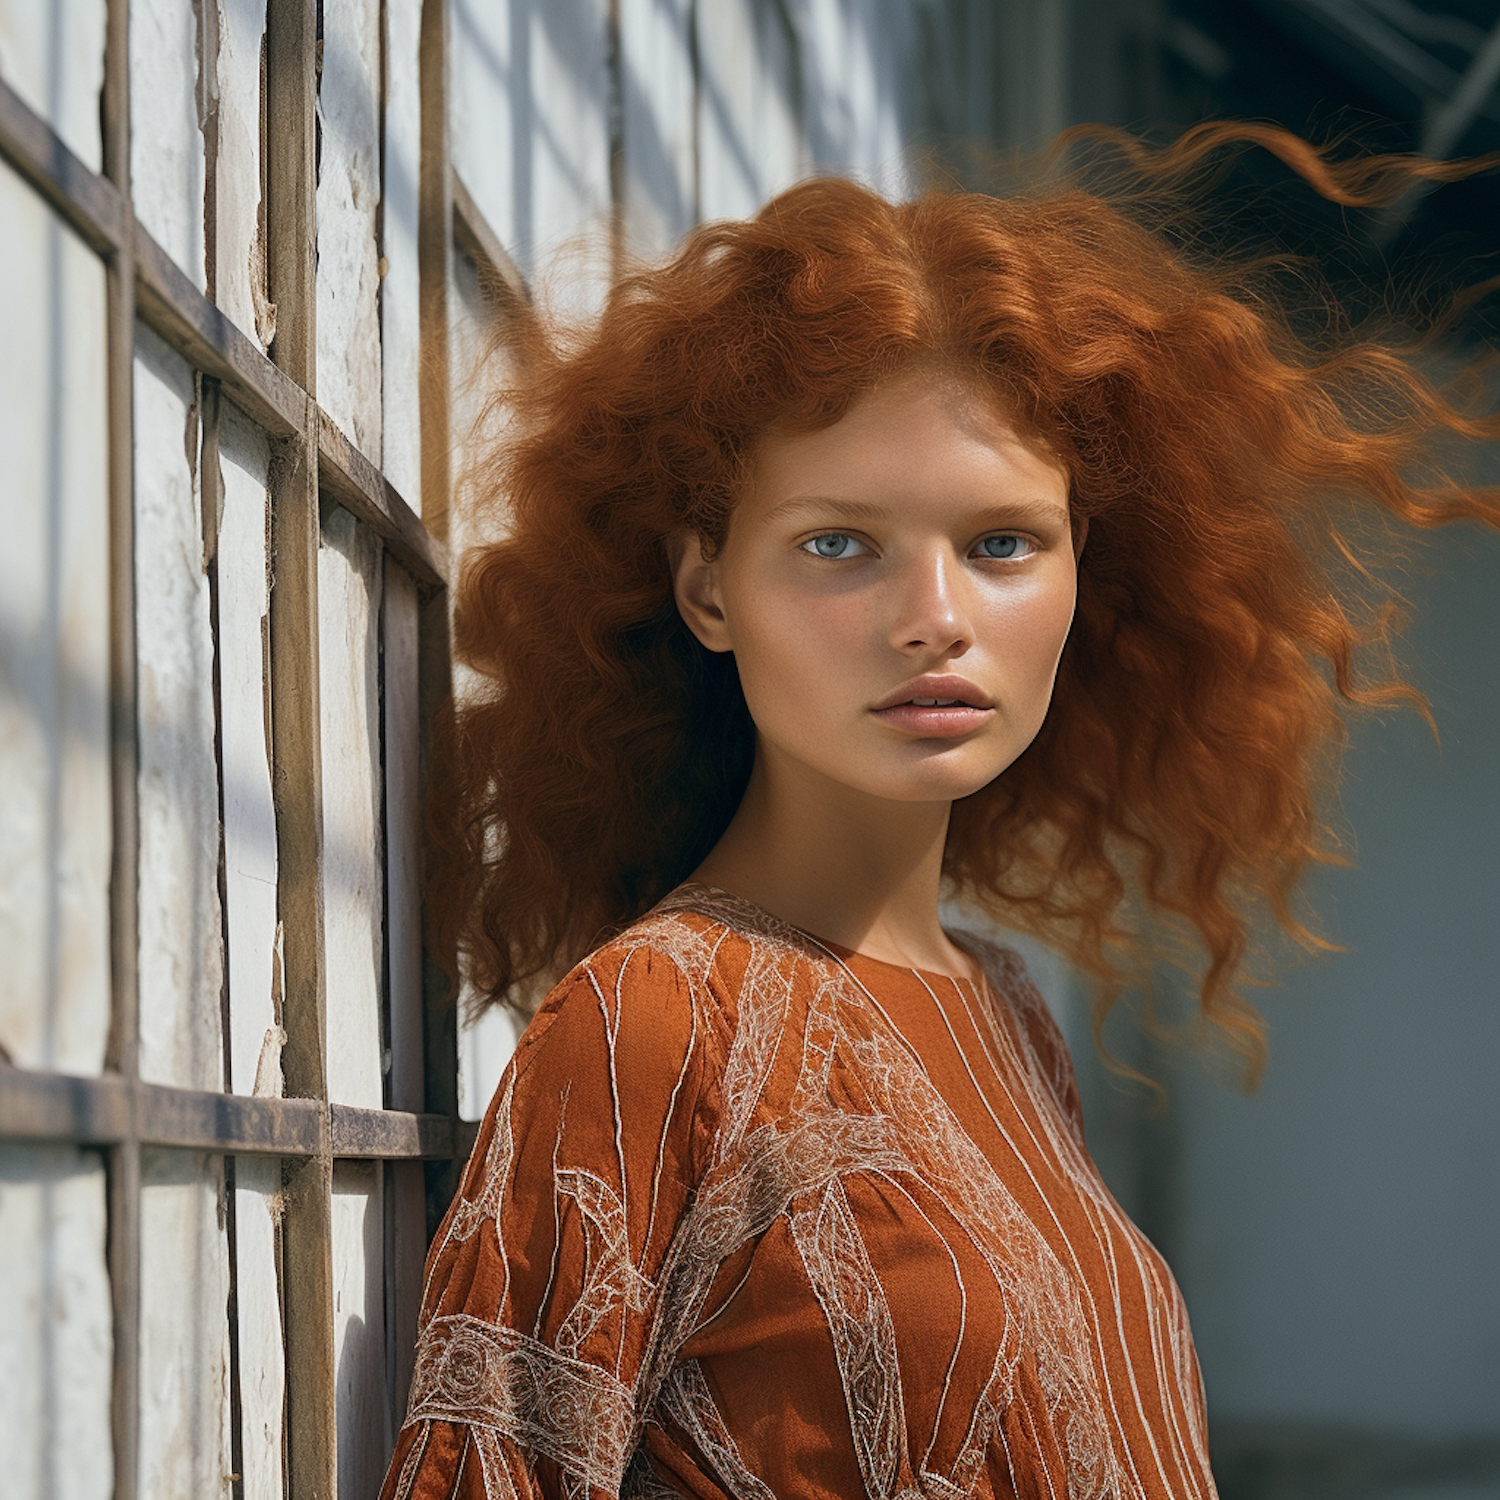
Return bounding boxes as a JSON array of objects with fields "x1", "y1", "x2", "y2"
[{"x1": 673, "y1": 370, "x2": 1081, "y2": 808}]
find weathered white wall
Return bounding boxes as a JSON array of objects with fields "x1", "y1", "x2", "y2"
[
  {"x1": 448, "y1": 0, "x2": 933, "y2": 1117},
  {"x1": 130, "y1": 0, "x2": 205, "y2": 286},
  {"x1": 233, "y1": 1155, "x2": 286, "y2": 1500},
  {"x1": 319, "y1": 507, "x2": 386, "y2": 1110},
  {"x1": 211, "y1": 0, "x2": 273, "y2": 347},
  {"x1": 382, "y1": 0, "x2": 424, "y2": 504},
  {"x1": 317, "y1": 0, "x2": 384, "y2": 459},
  {"x1": 134, "y1": 327, "x2": 225, "y2": 1092},
  {"x1": 446, "y1": 246, "x2": 526, "y2": 1122},
  {"x1": 796, "y1": 0, "x2": 913, "y2": 191},
  {"x1": 696, "y1": 0, "x2": 805, "y2": 221},
  {"x1": 0, "y1": 162, "x2": 112, "y2": 1077},
  {"x1": 620, "y1": 0, "x2": 696, "y2": 258},
  {"x1": 138, "y1": 1149, "x2": 234, "y2": 1497},
  {"x1": 331, "y1": 1159, "x2": 392, "y2": 1499},
  {"x1": 451, "y1": 0, "x2": 613, "y2": 296},
  {"x1": 217, "y1": 401, "x2": 283, "y2": 1098},
  {"x1": 215, "y1": 398, "x2": 289, "y2": 1499},
  {"x1": 0, "y1": 1143, "x2": 113, "y2": 1500},
  {"x1": 0, "y1": 0, "x2": 106, "y2": 171}
]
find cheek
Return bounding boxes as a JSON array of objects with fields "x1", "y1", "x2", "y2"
[
  {"x1": 986, "y1": 579, "x2": 1078, "y2": 686},
  {"x1": 728, "y1": 589, "x2": 873, "y2": 727}
]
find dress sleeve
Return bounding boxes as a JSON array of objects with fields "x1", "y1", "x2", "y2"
[{"x1": 380, "y1": 945, "x2": 720, "y2": 1500}]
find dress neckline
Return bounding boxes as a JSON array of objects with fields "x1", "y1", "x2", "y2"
[{"x1": 664, "y1": 879, "x2": 989, "y2": 990}]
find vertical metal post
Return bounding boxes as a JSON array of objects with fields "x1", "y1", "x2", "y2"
[
  {"x1": 102, "y1": 3, "x2": 141, "y2": 1498},
  {"x1": 416, "y1": 0, "x2": 462, "y2": 1241},
  {"x1": 418, "y1": 0, "x2": 452, "y2": 543},
  {"x1": 265, "y1": 1, "x2": 337, "y2": 1494}
]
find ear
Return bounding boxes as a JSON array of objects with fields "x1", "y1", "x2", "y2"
[{"x1": 671, "y1": 531, "x2": 734, "y2": 653}]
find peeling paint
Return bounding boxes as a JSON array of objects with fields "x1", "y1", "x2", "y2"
[
  {"x1": 130, "y1": 0, "x2": 207, "y2": 287},
  {"x1": 319, "y1": 507, "x2": 386, "y2": 1109},
  {"x1": 217, "y1": 400, "x2": 281, "y2": 1097},
  {"x1": 134, "y1": 328, "x2": 225, "y2": 1092},
  {"x1": 0, "y1": 160, "x2": 112, "y2": 1076},
  {"x1": 138, "y1": 1150, "x2": 233, "y2": 1496},
  {"x1": 317, "y1": 0, "x2": 383, "y2": 458},
  {"x1": 381, "y1": 0, "x2": 422, "y2": 504},
  {"x1": 211, "y1": 0, "x2": 270, "y2": 347}
]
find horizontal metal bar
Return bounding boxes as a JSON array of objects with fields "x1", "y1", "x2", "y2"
[
  {"x1": 0, "y1": 74, "x2": 125, "y2": 256},
  {"x1": 450, "y1": 166, "x2": 531, "y2": 311},
  {"x1": 330, "y1": 1103, "x2": 473, "y2": 1159},
  {"x1": 0, "y1": 1068, "x2": 470, "y2": 1160},
  {"x1": 133, "y1": 224, "x2": 306, "y2": 438},
  {"x1": 318, "y1": 410, "x2": 449, "y2": 588},
  {"x1": 0, "y1": 75, "x2": 446, "y2": 592}
]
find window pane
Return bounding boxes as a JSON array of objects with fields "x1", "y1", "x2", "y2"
[
  {"x1": 134, "y1": 324, "x2": 224, "y2": 1091},
  {"x1": 138, "y1": 1149, "x2": 234, "y2": 1496},
  {"x1": 0, "y1": 165, "x2": 111, "y2": 1076},
  {"x1": 0, "y1": 1143, "x2": 113, "y2": 1500}
]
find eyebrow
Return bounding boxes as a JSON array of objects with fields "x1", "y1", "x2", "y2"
[{"x1": 763, "y1": 494, "x2": 1070, "y2": 526}]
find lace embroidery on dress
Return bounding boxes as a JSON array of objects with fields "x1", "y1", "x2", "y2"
[
  {"x1": 658, "y1": 1360, "x2": 779, "y2": 1500},
  {"x1": 788, "y1": 1177, "x2": 910, "y2": 1497},
  {"x1": 391, "y1": 883, "x2": 1216, "y2": 1500},
  {"x1": 407, "y1": 1314, "x2": 636, "y2": 1491}
]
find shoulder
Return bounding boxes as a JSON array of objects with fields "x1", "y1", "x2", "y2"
[
  {"x1": 957, "y1": 930, "x2": 1087, "y2": 1137},
  {"x1": 509, "y1": 901, "x2": 739, "y2": 1095}
]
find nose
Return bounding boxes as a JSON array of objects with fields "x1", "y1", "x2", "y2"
[{"x1": 889, "y1": 545, "x2": 973, "y2": 657}]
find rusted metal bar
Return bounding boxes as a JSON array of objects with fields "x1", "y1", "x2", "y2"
[
  {"x1": 416, "y1": 0, "x2": 467, "y2": 1250},
  {"x1": 268, "y1": 408, "x2": 326, "y2": 1106},
  {"x1": 317, "y1": 409, "x2": 448, "y2": 588},
  {"x1": 266, "y1": 0, "x2": 337, "y2": 1491},
  {"x1": 134, "y1": 226, "x2": 304, "y2": 436},
  {"x1": 0, "y1": 73, "x2": 126, "y2": 256},
  {"x1": 102, "y1": 4, "x2": 141, "y2": 1497},
  {"x1": 0, "y1": 74, "x2": 442, "y2": 597},
  {"x1": 449, "y1": 167, "x2": 532, "y2": 313},
  {"x1": 0, "y1": 1069, "x2": 317, "y2": 1152},
  {"x1": 419, "y1": 0, "x2": 454, "y2": 543},
  {"x1": 330, "y1": 1103, "x2": 466, "y2": 1159},
  {"x1": 0, "y1": 1067, "x2": 470, "y2": 1159}
]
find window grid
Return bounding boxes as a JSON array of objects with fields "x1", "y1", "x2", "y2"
[{"x1": 0, "y1": 2, "x2": 517, "y2": 1494}]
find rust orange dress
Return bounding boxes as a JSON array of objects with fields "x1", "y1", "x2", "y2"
[{"x1": 380, "y1": 884, "x2": 1216, "y2": 1500}]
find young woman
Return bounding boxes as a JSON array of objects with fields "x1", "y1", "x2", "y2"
[{"x1": 381, "y1": 127, "x2": 1499, "y2": 1499}]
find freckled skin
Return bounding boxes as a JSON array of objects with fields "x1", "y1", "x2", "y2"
[
  {"x1": 671, "y1": 370, "x2": 1083, "y2": 974},
  {"x1": 679, "y1": 372, "x2": 1080, "y2": 806}
]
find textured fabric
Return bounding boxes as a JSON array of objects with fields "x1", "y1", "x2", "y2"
[{"x1": 381, "y1": 884, "x2": 1216, "y2": 1500}]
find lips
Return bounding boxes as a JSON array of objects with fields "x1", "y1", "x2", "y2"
[
  {"x1": 871, "y1": 674, "x2": 994, "y2": 712},
  {"x1": 869, "y1": 674, "x2": 994, "y2": 739}
]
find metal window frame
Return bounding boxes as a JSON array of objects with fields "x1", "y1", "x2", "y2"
[{"x1": 0, "y1": 2, "x2": 519, "y2": 1496}]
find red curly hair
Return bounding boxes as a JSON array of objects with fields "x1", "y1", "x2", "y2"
[{"x1": 434, "y1": 123, "x2": 1500, "y2": 1072}]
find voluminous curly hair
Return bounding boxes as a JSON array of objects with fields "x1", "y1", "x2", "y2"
[{"x1": 434, "y1": 123, "x2": 1500, "y2": 1073}]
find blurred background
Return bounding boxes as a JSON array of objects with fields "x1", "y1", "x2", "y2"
[{"x1": 2, "y1": 2, "x2": 1496, "y2": 1498}]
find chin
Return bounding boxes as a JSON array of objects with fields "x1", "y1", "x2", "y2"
[{"x1": 864, "y1": 766, "x2": 1010, "y2": 804}]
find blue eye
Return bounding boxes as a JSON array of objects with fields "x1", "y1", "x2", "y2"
[
  {"x1": 802, "y1": 533, "x2": 867, "y2": 559},
  {"x1": 974, "y1": 534, "x2": 1031, "y2": 560}
]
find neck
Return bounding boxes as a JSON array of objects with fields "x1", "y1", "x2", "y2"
[{"x1": 689, "y1": 746, "x2": 976, "y2": 979}]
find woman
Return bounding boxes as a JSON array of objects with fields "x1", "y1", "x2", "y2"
[{"x1": 382, "y1": 127, "x2": 1499, "y2": 1499}]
